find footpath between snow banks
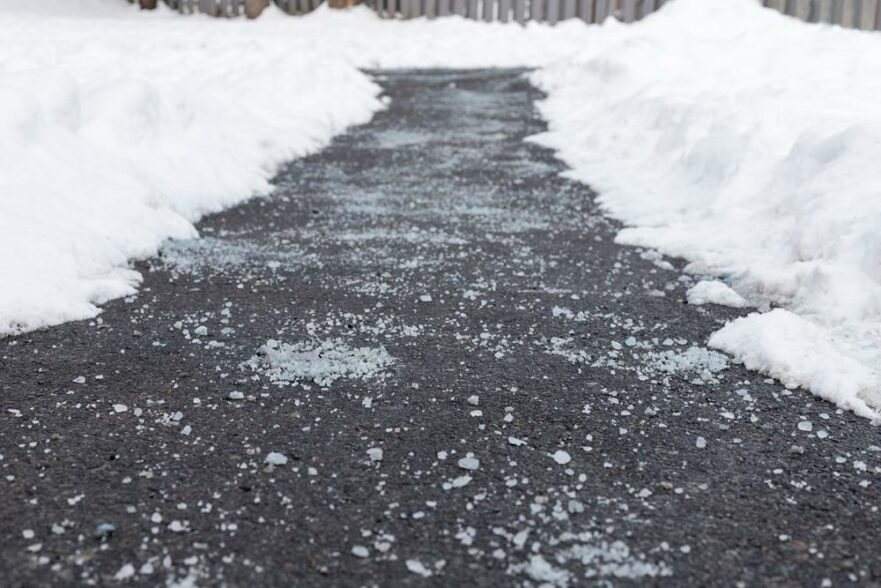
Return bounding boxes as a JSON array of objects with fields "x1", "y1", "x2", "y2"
[
  {"x1": 532, "y1": 0, "x2": 881, "y2": 418},
  {"x1": 1, "y1": 0, "x2": 880, "y2": 418}
]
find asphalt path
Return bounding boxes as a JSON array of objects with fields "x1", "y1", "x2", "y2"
[{"x1": 2, "y1": 69, "x2": 879, "y2": 587}]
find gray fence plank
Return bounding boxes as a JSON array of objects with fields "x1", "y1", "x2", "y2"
[
  {"x1": 499, "y1": 0, "x2": 511, "y2": 20},
  {"x1": 641, "y1": 0, "x2": 657, "y2": 18},
  {"x1": 854, "y1": 0, "x2": 864, "y2": 27},
  {"x1": 562, "y1": 0, "x2": 576, "y2": 20},
  {"x1": 513, "y1": 0, "x2": 526, "y2": 21},
  {"x1": 595, "y1": 0, "x2": 609, "y2": 21},
  {"x1": 578, "y1": 0, "x2": 593, "y2": 22},
  {"x1": 438, "y1": 0, "x2": 450, "y2": 15},
  {"x1": 453, "y1": 0, "x2": 465, "y2": 15},
  {"x1": 547, "y1": 0, "x2": 559, "y2": 23},
  {"x1": 621, "y1": 0, "x2": 636, "y2": 21},
  {"x1": 483, "y1": 0, "x2": 495, "y2": 20},
  {"x1": 425, "y1": 0, "x2": 436, "y2": 17},
  {"x1": 467, "y1": 0, "x2": 479, "y2": 17},
  {"x1": 531, "y1": 0, "x2": 544, "y2": 21},
  {"x1": 830, "y1": 0, "x2": 844, "y2": 23}
]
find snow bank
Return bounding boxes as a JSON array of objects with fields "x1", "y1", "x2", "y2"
[
  {"x1": 0, "y1": 2, "x2": 589, "y2": 335},
  {"x1": 532, "y1": 0, "x2": 881, "y2": 417}
]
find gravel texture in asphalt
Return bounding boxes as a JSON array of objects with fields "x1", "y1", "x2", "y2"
[{"x1": 2, "y1": 69, "x2": 880, "y2": 587}]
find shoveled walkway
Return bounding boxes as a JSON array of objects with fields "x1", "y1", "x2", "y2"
[{"x1": 2, "y1": 70, "x2": 879, "y2": 586}]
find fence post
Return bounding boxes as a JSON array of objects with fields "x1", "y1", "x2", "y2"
[
  {"x1": 547, "y1": 0, "x2": 559, "y2": 23},
  {"x1": 499, "y1": 0, "x2": 511, "y2": 20},
  {"x1": 531, "y1": 0, "x2": 544, "y2": 21},
  {"x1": 483, "y1": 0, "x2": 495, "y2": 20},
  {"x1": 830, "y1": 0, "x2": 843, "y2": 23}
]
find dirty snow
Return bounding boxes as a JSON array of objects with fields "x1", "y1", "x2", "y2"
[
  {"x1": 532, "y1": 0, "x2": 881, "y2": 416},
  {"x1": 245, "y1": 338, "x2": 394, "y2": 387}
]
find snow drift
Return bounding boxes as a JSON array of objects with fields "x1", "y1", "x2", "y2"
[
  {"x1": 532, "y1": 0, "x2": 881, "y2": 416},
  {"x1": 0, "y1": 1, "x2": 588, "y2": 335}
]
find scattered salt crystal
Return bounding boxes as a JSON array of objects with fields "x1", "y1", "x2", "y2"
[
  {"x1": 72, "y1": 376, "x2": 86, "y2": 384},
  {"x1": 228, "y1": 391, "x2": 244, "y2": 400},
  {"x1": 352, "y1": 545, "x2": 369, "y2": 558},
  {"x1": 22, "y1": 529, "x2": 34, "y2": 539},
  {"x1": 113, "y1": 404, "x2": 128, "y2": 413},
  {"x1": 457, "y1": 456, "x2": 480, "y2": 471},
  {"x1": 406, "y1": 559, "x2": 433, "y2": 577},
  {"x1": 168, "y1": 520, "x2": 187, "y2": 533},
  {"x1": 451, "y1": 475, "x2": 472, "y2": 488},
  {"x1": 696, "y1": 436, "x2": 707, "y2": 449},
  {"x1": 194, "y1": 326, "x2": 208, "y2": 337},
  {"x1": 467, "y1": 395, "x2": 479, "y2": 406},
  {"x1": 551, "y1": 450, "x2": 571, "y2": 465},
  {"x1": 508, "y1": 436, "x2": 526, "y2": 447},
  {"x1": 114, "y1": 564, "x2": 135, "y2": 581},
  {"x1": 367, "y1": 448, "x2": 383, "y2": 462},
  {"x1": 419, "y1": 295, "x2": 433, "y2": 303},
  {"x1": 265, "y1": 452, "x2": 288, "y2": 466},
  {"x1": 797, "y1": 420, "x2": 813, "y2": 432}
]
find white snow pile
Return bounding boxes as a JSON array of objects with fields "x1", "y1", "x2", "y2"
[
  {"x1": 245, "y1": 338, "x2": 394, "y2": 386},
  {"x1": 0, "y1": 1, "x2": 589, "y2": 336},
  {"x1": 532, "y1": 0, "x2": 881, "y2": 417},
  {"x1": 686, "y1": 281, "x2": 748, "y2": 309}
]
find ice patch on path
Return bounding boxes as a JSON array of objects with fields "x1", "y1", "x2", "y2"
[
  {"x1": 532, "y1": 0, "x2": 881, "y2": 416},
  {"x1": 686, "y1": 281, "x2": 748, "y2": 309},
  {"x1": 709, "y1": 310, "x2": 881, "y2": 420},
  {"x1": 157, "y1": 237, "x2": 316, "y2": 277},
  {"x1": 508, "y1": 532, "x2": 671, "y2": 586},
  {"x1": 647, "y1": 347, "x2": 730, "y2": 385},
  {"x1": 245, "y1": 338, "x2": 394, "y2": 387}
]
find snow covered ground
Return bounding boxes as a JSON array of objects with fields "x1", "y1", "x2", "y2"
[
  {"x1": 0, "y1": 0, "x2": 588, "y2": 335},
  {"x1": 2, "y1": 0, "x2": 881, "y2": 418},
  {"x1": 532, "y1": 0, "x2": 881, "y2": 418}
]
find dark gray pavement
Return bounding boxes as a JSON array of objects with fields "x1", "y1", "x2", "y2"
[{"x1": 1, "y1": 69, "x2": 880, "y2": 587}]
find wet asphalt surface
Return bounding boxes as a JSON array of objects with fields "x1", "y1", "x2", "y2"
[{"x1": 2, "y1": 69, "x2": 881, "y2": 587}]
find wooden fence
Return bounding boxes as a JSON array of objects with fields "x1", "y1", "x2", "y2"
[
  {"x1": 372, "y1": 0, "x2": 881, "y2": 29},
  {"x1": 160, "y1": 0, "x2": 881, "y2": 28},
  {"x1": 169, "y1": 0, "x2": 323, "y2": 15}
]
